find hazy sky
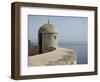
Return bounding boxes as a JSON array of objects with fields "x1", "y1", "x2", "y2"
[{"x1": 28, "y1": 15, "x2": 88, "y2": 43}]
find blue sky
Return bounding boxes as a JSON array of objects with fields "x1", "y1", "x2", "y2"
[{"x1": 28, "y1": 15, "x2": 88, "y2": 43}]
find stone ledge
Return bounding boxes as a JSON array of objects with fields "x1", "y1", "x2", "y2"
[{"x1": 28, "y1": 48, "x2": 77, "y2": 66}]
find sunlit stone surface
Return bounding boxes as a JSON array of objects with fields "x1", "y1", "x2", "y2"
[{"x1": 28, "y1": 48, "x2": 77, "y2": 66}]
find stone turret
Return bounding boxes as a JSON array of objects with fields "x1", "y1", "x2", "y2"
[{"x1": 38, "y1": 20, "x2": 58, "y2": 54}]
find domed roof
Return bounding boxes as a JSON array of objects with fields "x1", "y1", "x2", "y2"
[{"x1": 38, "y1": 20, "x2": 58, "y2": 33}]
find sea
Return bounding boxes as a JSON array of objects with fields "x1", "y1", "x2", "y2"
[{"x1": 59, "y1": 42, "x2": 88, "y2": 64}]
